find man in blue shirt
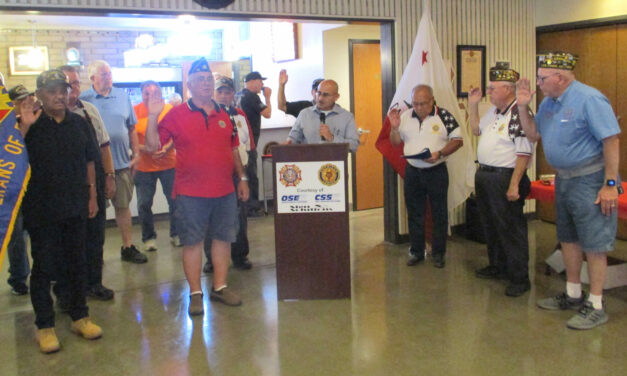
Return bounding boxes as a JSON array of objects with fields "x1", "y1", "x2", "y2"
[
  {"x1": 287, "y1": 79, "x2": 360, "y2": 152},
  {"x1": 517, "y1": 52, "x2": 621, "y2": 330},
  {"x1": 80, "y1": 60, "x2": 147, "y2": 264}
]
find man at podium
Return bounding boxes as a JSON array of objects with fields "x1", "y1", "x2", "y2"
[{"x1": 286, "y1": 79, "x2": 360, "y2": 152}]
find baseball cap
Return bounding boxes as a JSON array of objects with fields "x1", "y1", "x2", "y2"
[
  {"x1": 215, "y1": 76, "x2": 235, "y2": 90},
  {"x1": 36, "y1": 69, "x2": 71, "y2": 90},
  {"x1": 244, "y1": 71, "x2": 266, "y2": 82},
  {"x1": 8, "y1": 84, "x2": 33, "y2": 101}
]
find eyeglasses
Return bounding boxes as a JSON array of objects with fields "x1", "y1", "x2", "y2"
[{"x1": 536, "y1": 73, "x2": 559, "y2": 83}]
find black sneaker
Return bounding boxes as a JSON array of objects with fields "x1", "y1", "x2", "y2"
[
  {"x1": 505, "y1": 281, "x2": 531, "y2": 297},
  {"x1": 233, "y1": 259, "x2": 253, "y2": 270},
  {"x1": 121, "y1": 245, "x2": 148, "y2": 264},
  {"x1": 87, "y1": 285, "x2": 114, "y2": 301},
  {"x1": 10, "y1": 283, "x2": 29, "y2": 296},
  {"x1": 475, "y1": 265, "x2": 505, "y2": 279},
  {"x1": 433, "y1": 256, "x2": 445, "y2": 269}
]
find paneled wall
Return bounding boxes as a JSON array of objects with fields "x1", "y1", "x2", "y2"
[{"x1": 2, "y1": 0, "x2": 537, "y2": 229}]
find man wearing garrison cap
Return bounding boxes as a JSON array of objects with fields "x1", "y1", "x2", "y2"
[
  {"x1": 517, "y1": 52, "x2": 621, "y2": 329},
  {"x1": 144, "y1": 58, "x2": 249, "y2": 315},
  {"x1": 18, "y1": 69, "x2": 103, "y2": 353},
  {"x1": 468, "y1": 62, "x2": 534, "y2": 297}
]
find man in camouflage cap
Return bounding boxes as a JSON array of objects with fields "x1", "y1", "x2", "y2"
[{"x1": 18, "y1": 69, "x2": 103, "y2": 353}]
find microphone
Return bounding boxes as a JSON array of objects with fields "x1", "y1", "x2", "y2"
[{"x1": 319, "y1": 113, "x2": 326, "y2": 141}]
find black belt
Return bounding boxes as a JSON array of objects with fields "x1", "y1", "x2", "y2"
[
  {"x1": 478, "y1": 164, "x2": 514, "y2": 173},
  {"x1": 408, "y1": 162, "x2": 446, "y2": 171}
]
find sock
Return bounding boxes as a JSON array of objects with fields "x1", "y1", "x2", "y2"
[
  {"x1": 566, "y1": 282, "x2": 582, "y2": 299},
  {"x1": 588, "y1": 294, "x2": 603, "y2": 310},
  {"x1": 190, "y1": 290, "x2": 203, "y2": 296},
  {"x1": 214, "y1": 285, "x2": 227, "y2": 292}
]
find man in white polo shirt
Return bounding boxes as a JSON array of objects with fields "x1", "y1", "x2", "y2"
[
  {"x1": 468, "y1": 62, "x2": 534, "y2": 297},
  {"x1": 389, "y1": 84, "x2": 463, "y2": 268}
]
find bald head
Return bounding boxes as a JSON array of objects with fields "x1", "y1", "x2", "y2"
[
  {"x1": 411, "y1": 84, "x2": 435, "y2": 121},
  {"x1": 315, "y1": 79, "x2": 340, "y2": 111}
]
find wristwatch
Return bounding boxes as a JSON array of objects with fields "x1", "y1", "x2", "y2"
[
  {"x1": 240, "y1": 176, "x2": 249, "y2": 181},
  {"x1": 606, "y1": 179, "x2": 616, "y2": 187}
]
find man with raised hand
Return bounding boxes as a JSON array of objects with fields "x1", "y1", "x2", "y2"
[{"x1": 517, "y1": 52, "x2": 621, "y2": 330}]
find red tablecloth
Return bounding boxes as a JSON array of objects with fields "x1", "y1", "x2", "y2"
[{"x1": 529, "y1": 180, "x2": 627, "y2": 220}]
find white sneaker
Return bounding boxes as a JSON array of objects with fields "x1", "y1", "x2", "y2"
[
  {"x1": 143, "y1": 238, "x2": 157, "y2": 252},
  {"x1": 170, "y1": 236, "x2": 182, "y2": 247}
]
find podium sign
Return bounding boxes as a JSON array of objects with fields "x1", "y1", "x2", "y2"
[
  {"x1": 273, "y1": 144, "x2": 351, "y2": 300},
  {"x1": 275, "y1": 161, "x2": 346, "y2": 214}
]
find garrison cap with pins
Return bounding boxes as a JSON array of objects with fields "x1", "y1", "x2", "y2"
[
  {"x1": 537, "y1": 52, "x2": 578, "y2": 70},
  {"x1": 188, "y1": 57, "x2": 212, "y2": 75},
  {"x1": 8, "y1": 84, "x2": 33, "y2": 101},
  {"x1": 36, "y1": 69, "x2": 71, "y2": 90},
  {"x1": 489, "y1": 61, "x2": 519, "y2": 83}
]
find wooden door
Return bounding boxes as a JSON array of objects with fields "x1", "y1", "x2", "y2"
[{"x1": 350, "y1": 40, "x2": 383, "y2": 211}]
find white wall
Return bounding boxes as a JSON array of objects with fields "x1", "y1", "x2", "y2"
[{"x1": 536, "y1": 0, "x2": 627, "y2": 27}]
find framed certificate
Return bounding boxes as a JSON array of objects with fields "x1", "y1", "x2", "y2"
[
  {"x1": 456, "y1": 45, "x2": 485, "y2": 98},
  {"x1": 9, "y1": 46, "x2": 49, "y2": 76}
]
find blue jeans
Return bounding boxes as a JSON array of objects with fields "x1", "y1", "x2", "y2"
[
  {"x1": 134, "y1": 169, "x2": 177, "y2": 242},
  {"x1": 7, "y1": 211, "x2": 30, "y2": 288}
]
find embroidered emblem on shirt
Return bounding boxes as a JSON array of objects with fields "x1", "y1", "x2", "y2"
[
  {"x1": 431, "y1": 124, "x2": 439, "y2": 133},
  {"x1": 218, "y1": 120, "x2": 227, "y2": 128},
  {"x1": 236, "y1": 120, "x2": 242, "y2": 128}
]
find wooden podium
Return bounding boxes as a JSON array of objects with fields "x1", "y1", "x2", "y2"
[{"x1": 273, "y1": 143, "x2": 351, "y2": 300}]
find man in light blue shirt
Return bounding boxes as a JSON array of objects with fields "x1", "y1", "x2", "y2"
[
  {"x1": 517, "y1": 52, "x2": 621, "y2": 330},
  {"x1": 287, "y1": 80, "x2": 359, "y2": 152},
  {"x1": 80, "y1": 60, "x2": 147, "y2": 265}
]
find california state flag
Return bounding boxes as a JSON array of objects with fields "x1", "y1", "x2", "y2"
[{"x1": 376, "y1": 5, "x2": 475, "y2": 212}]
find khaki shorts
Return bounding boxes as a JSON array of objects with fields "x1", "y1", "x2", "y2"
[{"x1": 110, "y1": 168, "x2": 134, "y2": 209}]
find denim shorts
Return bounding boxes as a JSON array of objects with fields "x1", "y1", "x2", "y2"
[
  {"x1": 175, "y1": 193, "x2": 238, "y2": 246},
  {"x1": 555, "y1": 169, "x2": 617, "y2": 252}
]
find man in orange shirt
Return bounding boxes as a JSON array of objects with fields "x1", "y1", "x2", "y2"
[{"x1": 133, "y1": 81, "x2": 179, "y2": 251}]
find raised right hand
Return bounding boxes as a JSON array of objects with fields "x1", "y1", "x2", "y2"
[
  {"x1": 388, "y1": 108, "x2": 401, "y2": 129},
  {"x1": 279, "y1": 69, "x2": 288, "y2": 85},
  {"x1": 516, "y1": 78, "x2": 535, "y2": 107},
  {"x1": 468, "y1": 87, "x2": 482, "y2": 106},
  {"x1": 146, "y1": 91, "x2": 164, "y2": 117}
]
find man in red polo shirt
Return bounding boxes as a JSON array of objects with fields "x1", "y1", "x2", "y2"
[{"x1": 144, "y1": 58, "x2": 249, "y2": 315}]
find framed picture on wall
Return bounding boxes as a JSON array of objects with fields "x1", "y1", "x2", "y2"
[
  {"x1": 9, "y1": 46, "x2": 49, "y2": 76},
  {"x1": 456, "y1": 45, "x2": 485, "y2": 98}
]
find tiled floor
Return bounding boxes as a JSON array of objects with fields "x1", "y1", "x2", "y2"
[{"x1": 1, "y1": 209, "x2": 626, "y2": 375}]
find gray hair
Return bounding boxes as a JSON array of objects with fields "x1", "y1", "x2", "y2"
[
  {"x1": 87, "y1": 60, "x2": 111, "y2": 79},
  {"x1": 58, "y1": 65, "x2": 78, "y2": 74},
  {"x1": 412, "y1": 84, "x2": 434, "y2": 98}
]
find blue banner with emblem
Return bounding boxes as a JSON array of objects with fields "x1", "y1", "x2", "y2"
[{"x1": 0, "y1": 85, "x2": 30, "y2": 270}]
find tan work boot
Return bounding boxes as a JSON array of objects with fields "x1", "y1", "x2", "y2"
[
  {"x1": 188, "y1": 292, "x2": 204, "y2": 316},
  {"x1": 71, "y1": 317, "x2": 103, "y2": 340},
  {"x1": 36, "y1": 327, "x2": 60, "y2": 354},
  {"x1": 210, "y1": 286, "x2": 242, "y2": 307}
]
